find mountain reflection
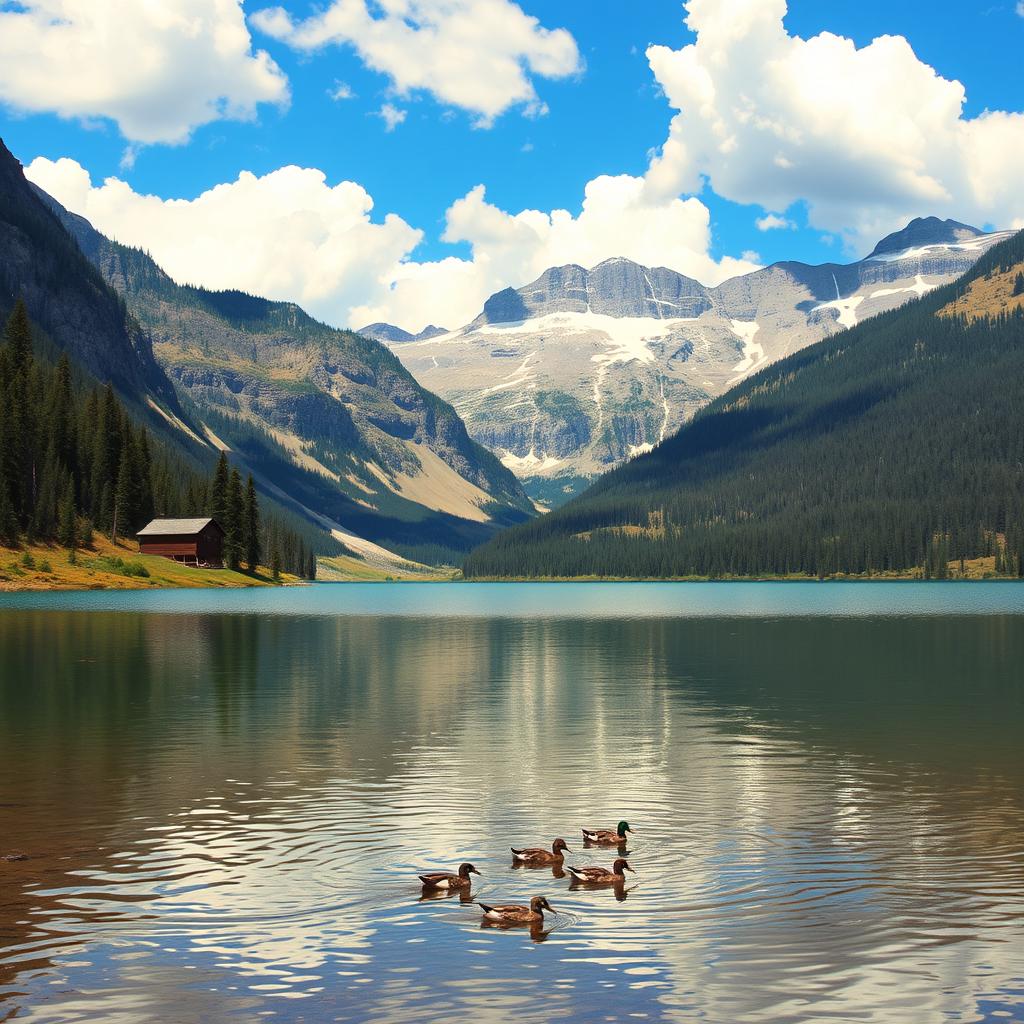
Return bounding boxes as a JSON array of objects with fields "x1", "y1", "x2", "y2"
[{"x1": 1, "y1": 606, "x2": 1022, "y2": 1023}]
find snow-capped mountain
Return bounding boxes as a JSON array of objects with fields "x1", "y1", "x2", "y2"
[{"x1": 362, "y1": 218, "x2": 1013, "y2": 505}]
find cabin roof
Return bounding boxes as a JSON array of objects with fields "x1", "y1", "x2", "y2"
[{"x1": 137, "y1": 517, "x2": 224, "y2": 538}]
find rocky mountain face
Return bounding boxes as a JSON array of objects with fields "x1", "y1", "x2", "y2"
[
  {"x1": 0, "y1": 139, "x2": 183, "y2": 418},
  {"x1": 27, "y1": 169, "x2": 533, "y2": 563},
  {"x1": 379, "y1": 221, "x2": 1013, "y2": 505}
]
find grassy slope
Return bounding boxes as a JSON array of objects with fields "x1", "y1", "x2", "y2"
[
  {"x1": 317, "y1": 554, "x2": 458, "y2": 582},
  {"x1": 0, "y1": 535, "x2": 300, "y2": 591}
]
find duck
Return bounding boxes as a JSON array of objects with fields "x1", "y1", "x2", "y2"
[
  {"x1": 510, "y1": 838, "x2": 571, "y2": 865},
  {"x1": 418, "y1": 862, "x2": 481, "y2": 890},
  {"x1": 566, "y1": 858, "x2": 635, "y2": 885},
  {"x1": 478, "y1": 895, "x2": 555, "y2": 925},
  {"x1": 581, "y1": 820, "x2": 633, "y2": 845}
]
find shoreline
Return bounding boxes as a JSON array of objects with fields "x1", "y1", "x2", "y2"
[{"x1": 0, "y1": 536, "x2": 300, "y2": 592}]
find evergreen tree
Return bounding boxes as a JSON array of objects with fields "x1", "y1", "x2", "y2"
[
  {"x1": 225, "y1": 467, "x2": 244, "y2": 570},
  {"x1": 210, "y1": 451, "x2": 229, "y2": 523},
  {"x1": 2, "y1": 301, "x2": 35, "y2": 525},
  {"x1": 271, "y1": 545, "x2": 282, "y2": 581},
  {"x1": 112, "y1": 442, "x2": 133, "y2": 544},
  {"x1": 90, "y1": 384, "x2": 122, "y2": 531},
  {"x1": 58, "y1": 475, "x2": 77, "y2": 548},
  {"x1": 1013, "y1": 272, "x2": 1024, "y2": 297},
  {"x1": 243, "y1": 473, "x2": 261, "y2": 570}
]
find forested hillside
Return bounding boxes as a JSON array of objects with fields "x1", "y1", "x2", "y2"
[
  {"x1": 464, "y1": 231, "x2": 1024, "y2": 579},
  {"x1": 0, "y1": 301, "x2": 318, "y2": 578}
]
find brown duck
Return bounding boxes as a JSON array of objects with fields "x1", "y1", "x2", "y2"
[
  {"x1": 566, "y1": 858, "x2": 635, "y2": 885},
  {"x1": 581, "y1": 820, "x2": 632, "y2": 845},
  {"x1": 418, "y1": 862, "x2": 481, "y2": 890},
  {"x1": 479, "y1": 895, "x2": 555, "y2": 925},
  {"x1": 510, "y1": 838, "x2": 571, "y2": 865}
]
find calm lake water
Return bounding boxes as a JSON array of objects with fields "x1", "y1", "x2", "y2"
[{"x1": 1, "y1": 582, "x2": 1023, "y2": 1024}]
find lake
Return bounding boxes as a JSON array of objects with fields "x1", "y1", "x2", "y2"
[{"x1": 1, "y1": 582, "x2": 1023, "y2": 1023}]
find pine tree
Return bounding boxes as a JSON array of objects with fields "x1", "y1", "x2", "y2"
[
  {"x1": 271, "y1": 545, "x2": 282, "y2": 581},
  {"x1": 58, "y1": 475, "x2": 77, "y2": 548},
  {"x1": 1013, "y1": 272, "x2": 1024, "y2": 297},
  {"x1": 210, "y1": 451, "x2": 229, "y2": 523},
  {"x1": 133, "y1": 428, "x2": 154, "y2": 527},
  {"x1": 243, "y1": 473, "x2": 260, "y2": 570},
  {"x1": 2, "y1": 301, "x2": 35, "y2": 525},
  {"x1": 225, "y1": 467, "x2": 244, "y2": 570},
  {"x1": 90, "y1": 384, "x2": 122, "y2": 531},
  {"x1": 112, "y1": 443, "x2": 133, "y2": 544}
]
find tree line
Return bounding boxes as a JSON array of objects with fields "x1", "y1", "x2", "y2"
[{"x1": 0, "y1": 300, "x2": 316, "y2": 578}]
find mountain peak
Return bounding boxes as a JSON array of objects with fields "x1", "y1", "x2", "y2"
[
  {"x1": 358, "y1": 322, "x2": 450, "y2": 344},
  {"x1": 869, "y1": 217, "x2": 984, "y2": 258}
]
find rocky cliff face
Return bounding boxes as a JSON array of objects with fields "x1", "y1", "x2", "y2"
[
  {"x1": 35, "y1": 180, "x2": 534, "y2": 559},
  {"x1": 0, "y1": 139, "x2": 183, "y2": 417},
  {"x1": 380, "y1": 221, "x2": 1013, "y2": 504}
]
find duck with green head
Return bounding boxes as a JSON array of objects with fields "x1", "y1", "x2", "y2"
[{"x1": 582, "y1": 821, "x2": 633, "y2": 845}]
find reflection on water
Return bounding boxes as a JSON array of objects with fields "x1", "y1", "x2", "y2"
[{"x1": 0, "y1": 586, "x2": 1023, "y2": 1023}]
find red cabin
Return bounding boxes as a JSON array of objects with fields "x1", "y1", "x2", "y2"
[{"x1": 136, "y1": 518, "x2": 225, "y2": 567}]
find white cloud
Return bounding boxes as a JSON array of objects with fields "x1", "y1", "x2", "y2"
[
  {"x1": 27, "y1": 158, "x2": 421, "y2": 329},
  {"x1": 377, "y1": 103, "x2": 407, "y2": 131},
  {"x1": 1017, "y1": 1, "x2": 1024, "y2": 16},
  {"x1": 0, "y1": 0, "x2": 288, "y2": 146},
  {"x1": 756, "y1": 213, "x2": 795, "y2": 231},
  {"x1": 251, "y1": 0, "x2": 581, "y2": 125},
  {"x1": 351, "y1": 177, "x2": 761, "y2": 329},
  {"x1": 330, "y1": 81, "x2": 355, "y2": 101},
  {"x1": 645, "y1": 0, "x2": 1024, "y2": 249},
  {"x1": 27, "y1": 157, "x2": 759, "y2": 335}
]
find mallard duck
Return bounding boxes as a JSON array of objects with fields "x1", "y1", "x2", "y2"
[
  {"x1": 418, "y1": 862, "x2": 481, "y2": 890},
  {"x1": 566, "y1": 858, "x2": 634, "y2": 885},
  {"x1": 479, "y1": 895, "x2": 555, "y2": 925},
  {"x1": 510, "y1": 838, "x2": 571, "y2": 864},
  {"x1": 581, "y1": 820, "x2": 633, "y2": 844}
]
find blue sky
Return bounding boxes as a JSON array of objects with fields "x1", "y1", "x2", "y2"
[{"x1": 2, "y1": 0, "x2": 1023, "y2": 330}]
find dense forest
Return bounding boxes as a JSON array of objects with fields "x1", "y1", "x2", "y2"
[
  {"x1": 464, "y1": 231, "x2": 1024, "y2": 579},
  {"x1": 0, "y1": 300, "x2": 317, "y2": 578}
]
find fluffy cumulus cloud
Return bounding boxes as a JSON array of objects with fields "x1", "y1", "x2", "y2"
[
  {"x1": 27, "y1": 158, "x2": 422, "y2": 327},
  {"x1": 645, "y1": 0, "x2": 1024, "y2": 248},
  {"x1": 251, "y1": 0, "x2": 581, "y2": 125},
  {"x1": 0, "y1": 0, "x2": 288, "y2": 146},
  {"x1": 27, "y1": 157, "x2": 758, "y2": 333},
  {"x1": 353, "y1": 177, "x2": 758, "y2": 328}
]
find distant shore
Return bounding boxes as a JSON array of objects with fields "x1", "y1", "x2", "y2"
[{"x1": 0, "y1": 536, "x2": 299, "y2": 591}]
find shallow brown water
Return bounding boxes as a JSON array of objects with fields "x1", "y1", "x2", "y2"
[{"x1": 1, "y1": 583, "x2": 1023, "y2": 1023}]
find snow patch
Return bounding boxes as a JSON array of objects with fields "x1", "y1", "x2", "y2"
[
  {"x1": 812, "y1": 295, "x2": 864, "y2": 330},
  {"x1": 729, "y1": 319, "x2": 764, "y2": 374},
  {"x1": 866, "y1": 232, "x2": 1015, "y2": 264},
  {"x1": 500, "y1": 449, "x2": 563, "y2": 474},
  {"x1": 868, "y1": 275, "x2": 936, "y2": 300}
]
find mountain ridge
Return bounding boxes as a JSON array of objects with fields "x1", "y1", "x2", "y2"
[
  {"x1": 463, "y1": 229, "x2": 1024, "y2": 579},
  {"x1": 377, "y1": 219, "x2": 1013, "y2": 504},
  {"x1": 37, "y1": 192, "x2": 535, "y2": 562}
]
